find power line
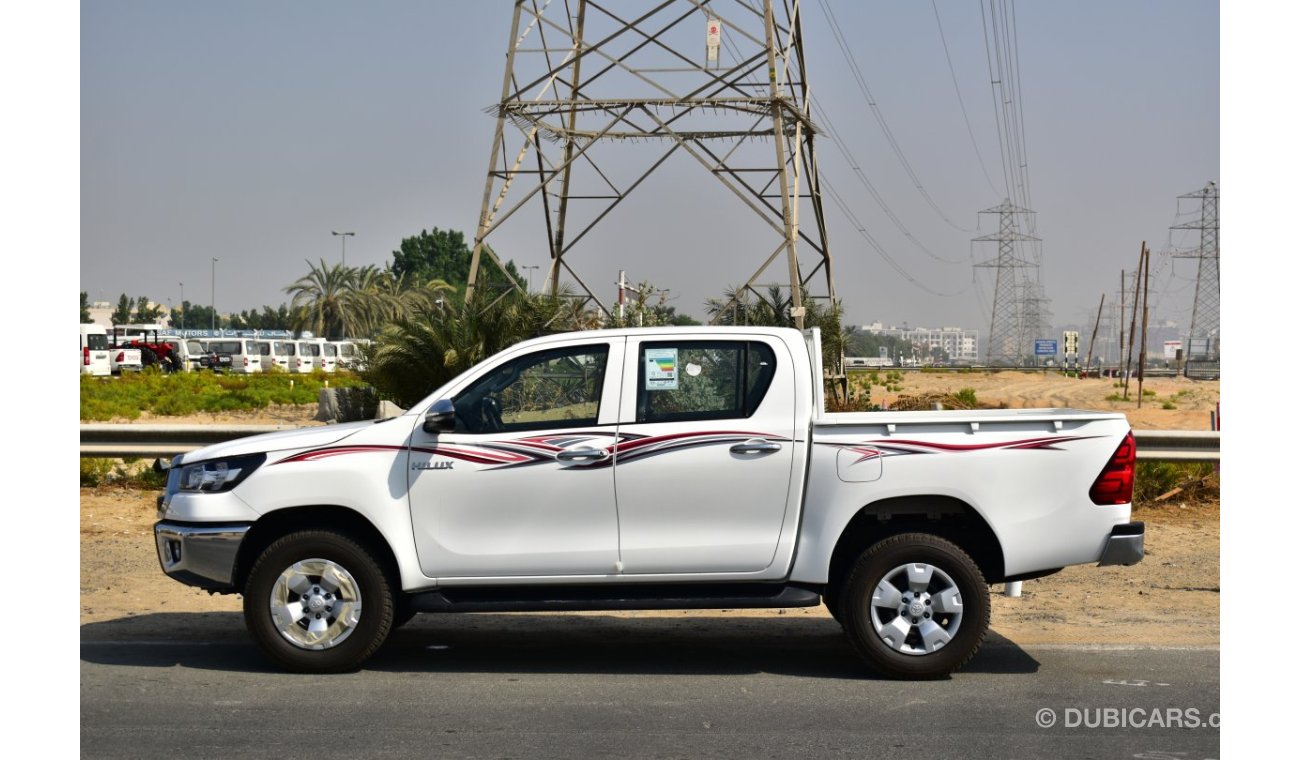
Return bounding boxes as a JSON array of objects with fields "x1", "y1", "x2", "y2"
[
  {"x1": 813, "y1": 0, "x2": 971, "y2": 232},
  {"x1": 930, "y1": 0, "x2": 1001, "y2": 196},
  {"x1": 821, "y1": 174, "x2": 967, "y2": 298}
]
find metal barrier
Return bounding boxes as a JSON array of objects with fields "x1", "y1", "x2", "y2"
[
  {"x1": 80, "y1": 424, "x2": 1221, "y2": 462},
  {"x1": 1130, "y1": 429, "x2": 1220, "y2": 462},
  {"x1": 78, "y1": 424, "x2": 295, "y2": 459}
]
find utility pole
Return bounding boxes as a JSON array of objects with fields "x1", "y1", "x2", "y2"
[
  {"x1": 179, "y1": 282, "x2": 185, "y2": 330},
  {"x1": 1137, "y1": 243, "x2": 1152, "y2": 407},
  {"x1": 1123, "y1": 247, "x2": 1143, "y2": 399},
  {"x1": 210, "y1": 258, "x2": 219, "y2": 332},
  {"x1": 1085, "y1": 293, "x2": 1104, "y2": 378},
  {"x1": 465, "y1": 1, "x2": 834, "y2": 328},
  {"x1": 332, "y1": 231, "x2": 355, "y2": 267}
]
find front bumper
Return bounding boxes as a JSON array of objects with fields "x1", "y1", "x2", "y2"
[
  {"x1": 154, "y1": 521, "x2": 252, "y2": 590},
  {"x1": 1097, "y1": 521, "x2": 1145, "y2": 566}
]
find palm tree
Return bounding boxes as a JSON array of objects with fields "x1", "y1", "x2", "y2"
[
  {"x1": 362, "y1": 289, "x2": 577, "y2": 408},
  {"x1": 284, "y1": 259, "x2": 360, "y2": 338}
]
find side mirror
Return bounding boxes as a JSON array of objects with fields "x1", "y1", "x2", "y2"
[{"x1": 423, "y1": 399, "x2": 456, "y2": 434}]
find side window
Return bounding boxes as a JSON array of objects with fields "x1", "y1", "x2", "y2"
[
  {"x1": 453, "y1": 345, "x2": 609, "y2": 434},
  {"x1": 636, "y1": 341, "x2": 777, "y2": 424}
]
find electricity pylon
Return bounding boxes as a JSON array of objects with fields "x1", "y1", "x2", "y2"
[
  {"x1": 466, "y1": 0, "x2": 834, "y2": 328},
  {"x1": 973, "y1": 200, "x2": 1038, "y2": 364},
  {"x1": 1171, "y1": 181, "x2": 1219, "y2": 361}
]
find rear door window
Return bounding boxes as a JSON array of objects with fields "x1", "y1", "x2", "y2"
[{"x1": 635, "y1": 341, "x2": 777, "y2": 423}]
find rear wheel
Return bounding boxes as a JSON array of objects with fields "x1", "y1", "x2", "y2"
[
  {"x1": 243, "y1": 530, "x2": 395, "y2": 673},
  {"x1": 840, "y1": 533, "x2": 989, "y2": 680}
]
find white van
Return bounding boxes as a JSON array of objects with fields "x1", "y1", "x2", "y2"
[
  {"x1": 268, "y1": 340, "x2": 298, "y2": 372},
  {"x1": 205, "y1": 338, "x2": 267, "y2": 374},
  {"x1": 80, "y1": 324, "x2": 111, "y2": 376},
  {"x1": 161, "y1": 338, "x2": 209, "y2": 372},
  {"x1": 296, "y1": 339, "x2": 337, "y2": 373},
  {"x1": 331, "y1": 339, "x2": 369, "y2": 371}
]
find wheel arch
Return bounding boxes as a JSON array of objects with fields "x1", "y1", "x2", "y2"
[
  {"x1": 826, "y1": 496, "x2": 1006, "y2": 593},
  {"x1": 233, "y1": 505, "x2": 400, "y2": 593}
]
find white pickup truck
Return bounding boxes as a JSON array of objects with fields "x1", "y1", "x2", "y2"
[{"x1": 155, "y1": 327, "x2": 1142, "y2": 679}]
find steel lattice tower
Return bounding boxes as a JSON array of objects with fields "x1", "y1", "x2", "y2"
[
  {"x1": 465, "y1": 0, "x2": 834, "y2": 328},
  {"x1": 973, "y1": 200, "x2": 1038, "y2": 364},
  {"x1": 1171, "y1": 182, "x2": 1219, "y2": 360}
]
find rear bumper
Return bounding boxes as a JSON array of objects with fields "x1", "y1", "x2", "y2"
[{"x1": 1097, "y1": 521, "x2": 1145, "y2": 566}]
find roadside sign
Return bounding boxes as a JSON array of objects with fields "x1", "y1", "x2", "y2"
[
  {"x1": 1062, "y1": 331, "x2": 1079, "y2": 356},
  {"x1": 1034, "y1": 339, "x2": 1058, "y2": 356}
]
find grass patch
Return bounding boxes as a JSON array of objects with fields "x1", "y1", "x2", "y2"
[
  {"x1": 953, "y1": 388, "x2": 978, "y2": 407},
  {"x1": 80, "y1": 371, "x2": 369, "y2": 421},
  {"x1": 1134, "y1": 461, "x2": 1218, "y2": 505},
  {"x1": 79, "y1": 458, "x2": 170, "y2": 489}
]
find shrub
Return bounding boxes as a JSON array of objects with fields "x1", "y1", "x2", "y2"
[
  {"x1": 1133, "y1": 461, "x2": 1218, "y2": 504},
  {"x1": 80, "y1": 458, "x2": 115, "y2": 487},
  {"x1": 953, "y1": 388, "x2": 978, "y2": 407}
]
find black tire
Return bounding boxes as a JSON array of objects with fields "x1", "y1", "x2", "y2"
[
  {"x1": 243, "y1": 530, "x2": 395, "y2": 673},
  {"x1": 840, "y1": 533, "x2": 989, "y2": 680},
  {"x1": 823, "y1": 580, "x2": 844, "y2": 625}
]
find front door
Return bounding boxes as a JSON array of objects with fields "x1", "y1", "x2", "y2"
[
  {"x1": 613, "y1": 337, "x2": 797, "y2": 575},
  {"x1": 407, "y1": 340, "x2": 624, "y2": 579}
]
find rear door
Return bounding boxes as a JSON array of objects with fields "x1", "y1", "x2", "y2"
[{"x1": 613, "y1": 335, "x2": 798, "y2": 574}]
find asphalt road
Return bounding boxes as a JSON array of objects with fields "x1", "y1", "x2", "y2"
[{"x1": 81, "y1": 614, "x2": 1219, "y2": 759}]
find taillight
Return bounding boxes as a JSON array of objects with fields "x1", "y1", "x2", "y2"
[
  {"x1": 1090, "y1": 431, "x2": 1136, "y2": 505},
  {"x1": 243, "y1": 356, "x2": 249, "y2": 367},
  {"x1": 115, "y1": 351, "x2": 124, "y2": 363},
  {"x1": 84, "y1": 347, "x2": 90, "y2": 366}
]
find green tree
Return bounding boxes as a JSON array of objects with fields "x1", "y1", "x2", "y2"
[
  {"x1": 80, "y1": 292, "x2": 92, "y2": 323},
  {"x1": 284, "y1": 259, "x2": 361, "y2": 339},
  {"x1": 388, "y1": 228, "x2": 522, "y2": 296},
  {"x1": 363, "y1": 289, "x2": 581, "y2": 408},
  {"x1": 134, "y1": 295, "x2": 164, "y2": 323},
  {"x1": 110, "y1": 294, "x2": 134, "y2": 325},
  {"x1": 608, "y1": 281, "x2": 699, "y2": 327},
  {"x1": 169, "y1": 302, "x2": 220, "y2": 332},
  {"x1": 228, "y1": 303, "x2": 296, "y2": 331}
]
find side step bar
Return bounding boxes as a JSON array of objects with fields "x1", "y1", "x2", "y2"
[{"x1": 407, "y1": 583, "x2": 822, "y2": 614}]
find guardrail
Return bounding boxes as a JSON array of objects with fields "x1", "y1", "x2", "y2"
[
  {"x1": 79, "y1": 424, "x2": 1220, "y2": 462},
  {"x1": 1130, "y1": 429, "x2": 1220, "y2": 462}
]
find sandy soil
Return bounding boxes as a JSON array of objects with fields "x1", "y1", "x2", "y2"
[
  {"x1": 81, "y1": 372, "x2": 1219, "y2": 647},
  {"x1": 867, "y1": 370, "x2": 1220, "y2": 431}
]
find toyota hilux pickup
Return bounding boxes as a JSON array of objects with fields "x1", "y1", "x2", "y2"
[{"x1": 155, "y1": 326, "x2": 1142, "y2": 679}]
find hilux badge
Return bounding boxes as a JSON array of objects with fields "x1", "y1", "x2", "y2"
[{"x1": 412, "y1": 460, "x2": 454, "y2": 471}]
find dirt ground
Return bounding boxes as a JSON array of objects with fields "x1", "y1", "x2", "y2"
[
  {"x1": 81, "y1": 371, "x2": 1219, "y2": 647},
  {"x1": 869, "y1": 370, "x2": 1220, "y2": 431}
]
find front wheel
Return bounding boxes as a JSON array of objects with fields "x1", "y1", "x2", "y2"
[
  {"x1": 243, "y1": 530, "x2": 395, "y2": 673},
  {"x1": 840, "y1": 533, "x2": 989, "y2": 680}
]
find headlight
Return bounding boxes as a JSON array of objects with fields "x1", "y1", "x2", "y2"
[{"x1": 175, "y1": 453, "x2": 266, "y2": 493}]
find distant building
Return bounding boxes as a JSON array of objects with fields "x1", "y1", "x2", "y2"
[{"x1": 861, "y1": 322, "x2": 980, "y2": 363}]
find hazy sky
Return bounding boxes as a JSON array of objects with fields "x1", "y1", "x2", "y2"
[{"x1": 80, "y1": 1, "x2": 1218, "y2": 331}]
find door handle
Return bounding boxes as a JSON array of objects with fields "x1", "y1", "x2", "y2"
[
  {"x1": 556, "y1": 447, "x2": 611, "y2": 463},
  {"x1": 730, "y1": 439, "x2": 782, "y2": 454}
]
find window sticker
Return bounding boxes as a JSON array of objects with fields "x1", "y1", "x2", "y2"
[
  {"x1": 685, "y1": 362, "x2": 702, "y2": 377},
  {"x1": 645, "y1": 348, "x2": 679, "y2": 390}
]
